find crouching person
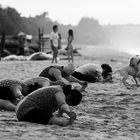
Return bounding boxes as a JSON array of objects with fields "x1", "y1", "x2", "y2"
[
  {"x1": 0, "y1": 77, "x2": 65, "y2": 112},
  {"x1": 16, "y1": 85, "x2": 82, "y2": 126}
]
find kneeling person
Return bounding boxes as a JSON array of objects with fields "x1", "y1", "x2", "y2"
[
  {"x1": 101, "y1": 64, "x2": 113, "y2": 83},
  {"x1": 72, "y1": 63, "x2": 102, "y2": 83},
  {"x1": 16, "y1": 85, "x2": 82, "y2": 126},
  {"x1": 0, "y1": 77, "x2": 64, "y2": 111}
]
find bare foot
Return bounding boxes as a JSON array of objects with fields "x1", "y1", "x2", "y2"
[
  {"x1": 68, "y1": 111, "x2": 77, "y2": 125},
  {"x1": 80, "y1": 82, "x2": 88, "y2": 92}
]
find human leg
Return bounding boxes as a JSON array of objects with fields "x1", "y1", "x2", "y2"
[
  {"x1": 54, "y1": 49, "x2": 58, "y2": 63},
  {"x1": 72, "y1": 72, "x2": 97, "y2": 83},
  {"x1": 0, "y1": 99, "x2": 15, "y2": 111},
  {"x1": 71, "y1": 53, "x2": 74, "y2": 63},
  {"x1": 19, "y1": 108, "x2": 52, "y2": 124},
  {"x1": 48, "y1": 115, "x2": 76, "y2": 126},
  {"x1": 52, "y1": 51, "x2": 55, "y2": 63}
]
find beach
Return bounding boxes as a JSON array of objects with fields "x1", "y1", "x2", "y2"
[{"x1": 0, "y1": 45, "x2": 140, "y2": 140}]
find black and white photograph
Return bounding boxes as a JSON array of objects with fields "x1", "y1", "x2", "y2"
[{"x1": 0, "y1": 0, "x2": 140, "y2": 139}]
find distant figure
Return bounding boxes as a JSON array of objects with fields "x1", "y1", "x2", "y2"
[
  {"x1": 16, "y1": 85, "x2": 82, "y2": 126},
  {"x1": 39, "y1": 63, "x2": 87, "y2": 91},
  {"x1": 50, "y1": 25, "x2": 59, "y2": 63},
  {"x1": 0, "y1": 77, "x2": 65, "y2": 111},
  {"x1": 72, "y1": 63, "x2": 102, "y2": 83},
  {"x1": 65, "y1": 29, "x2": 74, "y2": 63},
  {"x1": 58, "y1": 33, "x2": 62, "y2": 50},
  {"x1": 17, "y1": 32, "x2": 26, "y2": 55},
  {"x1": 101, "y1": 64, "x2": 113, "y2": 83}
]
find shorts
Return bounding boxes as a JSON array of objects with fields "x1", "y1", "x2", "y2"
[
  {"x1": 16, "y1": 98, "x2": 53, "y2": 124},
  {"x1": 72, "y1": 71, "x2": 97, "y2": 83},
  {"x1": 52, "y1": 46, "x2": 58, "y2": 55}
]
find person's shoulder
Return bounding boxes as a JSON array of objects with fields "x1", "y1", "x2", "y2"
[
  {"x1": 49, "y1": 66, "x2": 62, "y2": 74},
  {"x1": 54, "y1": 90, "x2": 65, "y2": 101}
]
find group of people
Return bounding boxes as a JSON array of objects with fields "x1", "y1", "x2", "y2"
[
  {"x1": 2, "y1": 43, "x2": 140, "y2": 126},
  {"x1": 50, "y1": 25, "x2": 74, "y2": 63},
  {"x1": 0, "y1": 62, "x2": 114, "y2": 126}
]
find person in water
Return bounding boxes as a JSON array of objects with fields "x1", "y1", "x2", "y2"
[
  {"x1": 16, "y1": 85, "x2": 82, "y2": 126},
  {"x1": 39, "y1": 63, "x2": 88, "y2": 91},
  {"x1": 0, "y1": 77, "x2": 65, "y2": 111}
]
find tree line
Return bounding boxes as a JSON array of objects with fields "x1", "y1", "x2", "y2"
[{"x1": 0, "y1": 5, "x2": 140, "y2": 45}]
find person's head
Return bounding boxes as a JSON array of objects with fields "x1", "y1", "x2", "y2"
[
  {"x1": 62, "y1": 84, "x2": 72, "y2": 95},
  {"x1": 62, "y1": 84, "x2": 82, "y2": 106},
  {"x1": 101, "y1": 64, "x2": 112, "y2": 73},
  {"x1": 63, "y1": 63, "x2": 75, "y2": 75},
  {"x1": 101, "y1": 64, "x2": 113, "y2": 80},
  {"x1": 53, "y1": 25, "x2": 58, "y2": 32},
  {"x1": 68, "y1": 29, "x2": 73, "y2": 37}
]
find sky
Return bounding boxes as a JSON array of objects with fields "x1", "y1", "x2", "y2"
[{"x1": 0, "y1": 0, "x2": 140, "y2": 25}]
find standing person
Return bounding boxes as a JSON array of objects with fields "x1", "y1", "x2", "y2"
[
  {"x1": 58, "y1": 33, "x2": 62, "y2": 50},
  {"x1": 16, "y1": 85, "x2": 82, "y2": 126},
  {"x1": 50, "y1": 25, "x2": 59, "y2": 63},
  {"x1": 66, "y1": 29, "x2": 74, "y2": 63},
  {"x1": 17, "y1": 32, "x2": 26, "y2": 55}
]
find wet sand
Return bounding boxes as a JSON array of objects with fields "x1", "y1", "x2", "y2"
[{"x1": 0, "y1": 46, "x2": 140, "y2": 140}]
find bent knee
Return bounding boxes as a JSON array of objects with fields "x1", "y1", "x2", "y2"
[{"x1": 0, "y1": 99, "x2": 14, "y2": 110}]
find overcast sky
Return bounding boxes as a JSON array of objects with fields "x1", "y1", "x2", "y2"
[{"x1": 0, "y1": 0, "x2": 140, "y2": 25}]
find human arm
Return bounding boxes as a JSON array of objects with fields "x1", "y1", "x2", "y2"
[
  {"x1": 48, "y1": 92, "x2": 76, "y2": 126},
  {"x1": 50, "y1": 32, "x2": 54, "y2": 49},
  {"x1": 50, "y1": 80, "x2": 66, "y2": 86},
  {"x1": 49, "y1": 68, "x2": 70, "y2": 85},
  {"x1": 55, "y1": 92, "x2": 76, "y2": 122},
  {"x1": 50, "y1": 40, "x2": 53, "y2": 49},
  {"x1": 66, "y1": 36, "x2": 73, "y2": 50},
  {"x1": 66, "y1": 75, "x2": 88, "y2": 91},
  {"x1": 10, "y1": 84, "x2": 24, "y2": 101},
  {"x1": 67, "y1": 36, "x2": 73, "y2": 46},
  {"x1": 102, "y1": 74, "x2": 113, "y2": 83}
]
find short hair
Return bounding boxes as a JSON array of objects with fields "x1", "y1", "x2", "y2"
[
  {"x1": 53, "y1": 25, "x2": 58, "y2": 31},
  {"x1": 101, "y1": 64, "x2": 112, "y2": 72},
  {"x1": 68, "y1": 29, "x2": 73, "y2": 37},
  {"x1": 68, "y1": 89, "x2": 82, "y2": 106},
  {"x1": 62, "y1": 84, "x2": 72, "y2": 95}
]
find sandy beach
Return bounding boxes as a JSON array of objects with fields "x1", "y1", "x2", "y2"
[{"x1": 0, "y1": 45, "x2": 140, "y2": 140}]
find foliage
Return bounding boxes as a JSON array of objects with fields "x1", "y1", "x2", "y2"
[{"x1": 1, "y1": 5, "x2": 140, "y2": 45}]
